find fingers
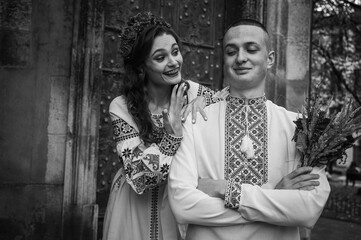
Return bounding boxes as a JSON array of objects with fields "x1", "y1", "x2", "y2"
[
  {"x1": 295, "y1": 180, "x2": 320, "y2": 190},
  {"x1": 170, "y1": 83, "x2": 186, "y2": 113},
  {"x1": 176, "y1": 83, "x2": 185, "y2": 100},
  {"x1": 170, "y1": 84, "x2": 179, "y2": 108},
  {"x1": 287, "y1": 166, "x2": 313, "y2": 180},
  {"x1": 199, "y1": 108, "x2": 208, "y2": 121},
  {"x1": 162, "y1": 108, "x2": 170, "y2": 128},
  {"x1": 192, "y1": 102, "x2": 197, "y2": 124},
  {"x1": 299, "y1": 186, "x2": 316, "y2": 191},
  {"x1": 181, "y1": 102, "x2": 191, "y2": 122}
]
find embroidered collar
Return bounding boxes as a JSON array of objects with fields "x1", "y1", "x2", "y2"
[{"x1": 226, "y1": 94, "x2": 266, "y2": 106}]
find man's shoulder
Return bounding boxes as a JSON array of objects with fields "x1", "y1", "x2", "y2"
[{"x1": 266, "y1": 100, "x2": 298, "y2": 120}]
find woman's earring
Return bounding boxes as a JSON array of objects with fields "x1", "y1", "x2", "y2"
[{"x1": 138, "y1": 68, "x2": 145, "y2": 81}]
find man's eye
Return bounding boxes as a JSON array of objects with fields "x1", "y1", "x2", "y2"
[
  {"x1": 226, "y1": 51, "x2": 237, "y2": 56},
  {"x1": 247, "y1": 48, "x2": 258, "y2": 53}
]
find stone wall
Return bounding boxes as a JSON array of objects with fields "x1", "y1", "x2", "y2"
[{"x1": 0, "y1": 0, "x2": 74, "y2": 239}]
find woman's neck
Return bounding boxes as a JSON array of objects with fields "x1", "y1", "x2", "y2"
[{"x1": 147, "y1": 83, "x2": 172, "y2": 114}]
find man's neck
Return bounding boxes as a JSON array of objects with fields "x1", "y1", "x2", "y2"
[{"x1": 229, "y1": 87, "x2": 264, "y2": 99}]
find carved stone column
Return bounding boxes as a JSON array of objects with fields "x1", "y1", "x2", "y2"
[
  {"x1": 61, "y1": 0, "x2": 104, "y2": 239},
  {"x1": 266, "y1": 0, "x2": 312, "y2": 111}
]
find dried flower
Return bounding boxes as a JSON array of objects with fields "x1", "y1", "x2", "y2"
[
  {"x1": 292, "y1": 95, "x2": 361, "y2": 167},
  {"x1": 120, "y1": 12, "x2": 171, "y2": 60}
]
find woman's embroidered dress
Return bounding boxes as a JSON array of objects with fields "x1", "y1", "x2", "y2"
[{"x1": 102, "y1": 81, "x2": 215, "y2": 240}]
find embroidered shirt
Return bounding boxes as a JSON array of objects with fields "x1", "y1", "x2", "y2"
[{"x1": 168, "y1": 91, "x2": 330, "y2": 240}]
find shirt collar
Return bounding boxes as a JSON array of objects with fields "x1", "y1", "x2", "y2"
[{"x1": 226, "y1": 94, "x2": 266, "y2": 106}]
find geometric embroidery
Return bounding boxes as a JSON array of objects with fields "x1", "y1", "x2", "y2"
[
  {"x1": 196, "y1": 84, "x2": 218, "y2": 106},
  {"x1": 224, "y1": 95, "x2": 268, "y2": 207},
  {"x1": 150, "y1": 187, "x2": 159, "y2": 240},
  {"x1": 112, "y1": 118, "x2": 139, "y2": 142},
  {"x1": 112, "y1": 113, "x2": 183, "y2": 196},
  {"x1": 159, "y1": 133, "x2": 182, "y2": 156}
]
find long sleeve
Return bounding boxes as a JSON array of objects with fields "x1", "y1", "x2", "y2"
[
  {"x1": 110, "y1": 96, "x2": 182, "y2": 194},
  {"x1": 223, "y1": 100, "x2": 331, "y2": 229},
  {"x1": 225, "y1": 167, "x2": 330, "y2": 228},
  {"x1": 186, "y1": 80, "x2": 219, "y2": 106},
  {"x1": 168, "y1": 117, "x2": 250, "y2": 226}
]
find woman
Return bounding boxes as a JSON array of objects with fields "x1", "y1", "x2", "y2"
[{"x1": 102, "y1": 12, "x2": 216, "y2": 240}]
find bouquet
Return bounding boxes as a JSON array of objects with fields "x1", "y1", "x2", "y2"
[{"x1": 292, "y1": 95, "x2": 361, "y2": 167}]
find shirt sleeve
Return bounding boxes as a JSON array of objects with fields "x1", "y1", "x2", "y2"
[
  {"x1": 186, "y1": 80, "x2": 220, "y2": 106},
  {"x1": 110, "y1": 101, "x2": 182, "y2": 195},
  {"x1": 233, "y1": 167, "x2": 330, "y2": 228},
  {"x1": 168, "y1": 118, "x2": 250, "y2": 226}
]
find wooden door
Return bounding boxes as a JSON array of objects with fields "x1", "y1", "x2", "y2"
[{"x1": 96, "y1": 0, "x2": 225, "y2": 238}]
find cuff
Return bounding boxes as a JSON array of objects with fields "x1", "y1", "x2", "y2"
[
  {"x1": 197, "y1": 85, "x2": 216, "y2": 106},
  {"x1": 159, "y1": 132, "x2": 183, "y2": 156},
  {"x1": 224, "y1": 179, "x2": 242, "y2": 209}
]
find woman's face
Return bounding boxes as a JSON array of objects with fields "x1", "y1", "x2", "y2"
[{"x1": 144, "y1": 33, "x2": 183, "y2": 86}]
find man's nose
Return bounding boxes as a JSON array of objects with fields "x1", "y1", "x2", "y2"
[{"x1": 236, "y1": 50, "x2": 247, "y2": 63}]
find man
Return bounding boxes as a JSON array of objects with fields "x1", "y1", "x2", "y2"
[{"x1": 168, "y1": 19, "x2": 330, "y2": 240}]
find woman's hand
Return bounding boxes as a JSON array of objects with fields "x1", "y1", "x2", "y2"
[
  {"x1": 181, "y1": 96, "x2": 208, "y2": 124},
  {"x1": 197, "y1": 178, "x2": 227, "y2": 199},
  {"x1": 162, "y1": 83, "x2": 187, "y2": 137},
  {"x1": 275, "y1": 167, "x2": 320, "y2": 191}
]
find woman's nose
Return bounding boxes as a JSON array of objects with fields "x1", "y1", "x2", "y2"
[{"x1": 168, "y1": 55, "x2": 177, "y2": 66}]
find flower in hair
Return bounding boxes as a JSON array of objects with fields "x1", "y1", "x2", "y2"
[{"x1": 120, "y1": 12, "x2": 171, "y2": 59}]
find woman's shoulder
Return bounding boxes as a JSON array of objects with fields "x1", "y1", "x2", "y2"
[
  {"x1": 109, "y1": 95, "x2": 139, "y2": 130},
  {"x1": 109, "y1": 95, "x2": 127, "y2": 111}
]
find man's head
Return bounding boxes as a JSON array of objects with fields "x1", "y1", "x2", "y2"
[{"x1": 223, "y1": 19, "x2": 275, "y2": 97}]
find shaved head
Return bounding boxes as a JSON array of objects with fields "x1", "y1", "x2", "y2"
[{"x1": 225, "y1": 19, "x2": 271, "y2": 51}]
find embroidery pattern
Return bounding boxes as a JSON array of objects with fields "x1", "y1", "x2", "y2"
[
  {"x1": 196, "y1": 85, "x2": 220, "y2": 106},
  {"x1": 150, "y1": 187, "x2": 159, "y2": 240},
  {"x1": 112, "y1": 118, "x2": 139, "y2": 142},
  {"x1": 159, "y1": 133, "x2": 182, "y2": 156},
  {"x1": 224, "y1": 179, "x2": 242, "y2": 208},
  {"x1": 111, "y1": 114, "x2": 182, "y2": 238},
  {"x1": 224, "y1": 96, "x2": 268, "y2": 207}
]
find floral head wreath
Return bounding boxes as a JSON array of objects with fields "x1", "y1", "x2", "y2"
[{"x1": 120, "y1": 12, "x2": 171, "y2": 60}]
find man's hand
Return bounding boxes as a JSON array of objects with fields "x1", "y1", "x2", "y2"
[
  {"x1": 197, "y1": 178, "x2": 227, "y2": 199},
  {"x1": 275, "y1": 166, "x2": 320, "y2": 190}
]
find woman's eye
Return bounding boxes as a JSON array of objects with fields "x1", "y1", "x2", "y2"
[
  {"x1": 154, "y1": 56, "x2": 164, "y2": 62},
  {"x1": 172, "y1": 49, "x2": 179, "y2": 56}
]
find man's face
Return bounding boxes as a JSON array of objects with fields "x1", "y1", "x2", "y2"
[{"x1": 223, "y1": 25, "x2": 274, "y2": 93}]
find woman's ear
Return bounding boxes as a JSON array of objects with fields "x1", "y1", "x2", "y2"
[
  {"x1": 136, "y1": 66, "x2": 144, "y2": 74},
  {"x1": 136, "y1": 65, "x2": 146, "y2": 81}
]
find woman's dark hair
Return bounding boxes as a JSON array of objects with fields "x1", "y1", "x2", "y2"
[{"x1": 121, "y1": 25, "x2": 187, "y2": 144}]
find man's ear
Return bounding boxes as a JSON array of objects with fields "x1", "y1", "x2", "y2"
[{"x1": 267, "y1": 50, "x2": 275, "y2": 69}]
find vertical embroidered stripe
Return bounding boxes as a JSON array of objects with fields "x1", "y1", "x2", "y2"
[
  {"x1": 150, "y1": 187, "x2": 159, "y2": 240},
  {"x1": 224, "y1": 95, "x2": 268, "y2": 205}
]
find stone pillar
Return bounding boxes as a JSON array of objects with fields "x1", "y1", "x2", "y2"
[
  {"x1": 266, "y1": 2, "x2": 313, "y2": 239},
  {"x1": 266, "y1": 0, "x2": 312, "y2": 112}
]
